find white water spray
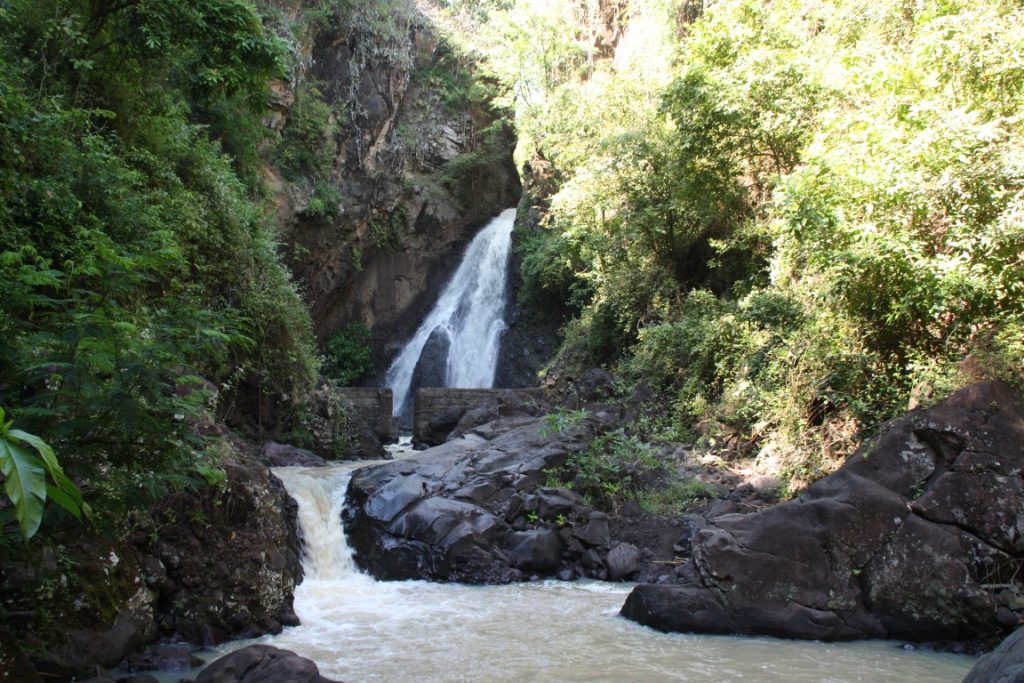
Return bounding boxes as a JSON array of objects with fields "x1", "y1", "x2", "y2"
[
  {"x1": 385, "y1": 208, "x2": 517, "y2": 415},
  {"x1": 272, "y1": 467, "x2": 360, "y2": 582}
]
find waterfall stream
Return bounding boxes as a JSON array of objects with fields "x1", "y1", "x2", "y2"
[
  {"x1": 385, "y1": 208, "x2": 517, "y2": 416},
  {"x1": 194, "y1": 463, "x2": 977, "y2": 683}
]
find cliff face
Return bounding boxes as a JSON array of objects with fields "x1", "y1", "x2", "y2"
[{"x1": 267, "y1": 1, "x2": 521, "y2": 374}]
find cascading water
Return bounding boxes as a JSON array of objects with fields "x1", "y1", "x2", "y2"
[
  {"x1": 197, "y1": 463, "x2": 976, "y2": 683},
  {"x1": 385, "y1": 208, "x2": 517, "y2": 416}
]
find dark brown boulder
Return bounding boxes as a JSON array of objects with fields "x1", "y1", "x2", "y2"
[
  {"x1": 963, "y1": 627, "x2": 1024, "y2": 682},
  {"x1": 261, "y1": 441, "x2": 327, "y2": 468},
  {"x1": 193, "y1": 645, "x2": 341, "y2": 683},
  {"x1": 622, "y1": 380, "x2": 1024, "y2": 648}
]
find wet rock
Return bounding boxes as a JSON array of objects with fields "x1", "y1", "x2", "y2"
[
  {"x1": 345, "y1": 410, "x2": 623, "y2": 583},
  {"x1": 621, "y1": 380, "x2": 1024, "y2": 647},
  {"x1": 963, "y1": 627, "x2": 1024, "y2": 682},
  {"x1": 192, "y1": 645, "x2": 341, "y2": 683},
  {"x1": 121, "y1": 642, "x2": 203, "y2": 672},
  {"x1": 261, "y1": 442, "x2": 327, "y2": 468},
  {"x1": 507, "y1": 530, "x2": 562, "y2": 572},
  {"x1": 410, "y1": 327, "x2": 451, "y2": 402},
  {"x1": 606, "y1": 543, "x2": 640, "y2": 581}
]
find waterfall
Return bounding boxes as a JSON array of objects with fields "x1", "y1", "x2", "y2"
[
  {"x1": 273, "y1": 467, "x2": 360, "y2": 582},
  {"x1": 384, "y1": 208, "x2": 517, "y2": 416}
]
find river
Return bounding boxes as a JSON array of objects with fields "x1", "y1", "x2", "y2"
[{"x1": 202, "y1": 458, "x2": 976, "y2": 683}]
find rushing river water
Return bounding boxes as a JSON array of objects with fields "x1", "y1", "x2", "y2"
[{"x1": 199, "y1": 459, "x2": 977, "y2": 683}]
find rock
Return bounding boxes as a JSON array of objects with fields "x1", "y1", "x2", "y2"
[
  {"x1": 536, "y1": 488, "x2": 583, "y2": 519},
  {"x1": 137, "y1": 461, "x2": 303, "y2": 646},
  {"x1": 963, "y1": 627, "x2": 1024, "y2": 683},
  {"x1": 345, "y1": 410, "x2": 620, "y2": 583},
  {"x1": 3, "y1": 457, "x2": 304, "y2": 682},
  {"x1": 574, "y1": 368, "x2": 615, "y2": 402},
  {"x1": 193, "y1": 645, "x2": 341, "y2": 683},
  {"x1": 261, "y1": 442, "x2": 327, "y2": 468},
  {"x1": 507, "y1": 530, "x2": 562, "y2": 572},
  {"x1": 573, "y1": 512, "x2": 610, "y2": 548},
  {"x1": 121, "y1": 642, "x2": 204, "y2": 672},
  {"x1": 621, "y1": 380, "x2": 1024, "y2": 647},
  {"x1": 418, "y1": 407, "x2": 465, "y2": 449},
  {"x1": 410, "y1": 328, "x2": 451, "y2": 400},
  {"x1": 414, "y1": 388, "x2": 547, "y2": 447},
  {"x1": 606, "y1": 543, "x2": 639, "y2": 581},
  {"x1": 0, "y1": 625, "x2": 42, "y2": 682}
]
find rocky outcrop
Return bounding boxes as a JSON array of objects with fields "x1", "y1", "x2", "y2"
[
  {"x1": 343, "y1": 406, "x2": 681, "y2": 583},
  {"x1": 138, "y1": 462, "x2": 303, "y2": 645},
  {"x1": 621, "y1": 380, "x2": 1024, "y2": 649},
  {"x1": 192, "y1": 645, "x2": 340, "y2": 683},
  {"x1": 1, "y1": 456, "x2": 303, "y2": 681},
  {"x1": 261, "y1": 441, "x2": 327, "y2": 467},
  {"x1": 963, "y1": 627, "x2": 1024, "y2": 682},
  {"x1": 494, "y1": 201, "x2": 565, "y2": 390},
  {"x1": 413, "y1": 387, "x2": 547, "y2": 447}
]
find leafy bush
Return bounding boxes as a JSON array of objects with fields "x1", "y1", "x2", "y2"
[
  {"x1": 550, "y1": 429, "x2": 661, "y2": 510},
  {"x1": 0, "y1": 0, "x2": 318, "y2": 522},
  {"x1": 323, "y1": 324, "x2": 374, "y2": 386},
  {"x1": 485, "y1": 0, "x2": 1024, "y2": 484}
]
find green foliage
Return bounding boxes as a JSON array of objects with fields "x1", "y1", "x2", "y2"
[
  {"x1": 277, "y1": 83, "x2": 337, "y2": 180},
  {"x1": 550, "y1": 429, "x2": 661, "y2": 510},
  {"x1": 323, "y1": 323, "x2": 374, "y2": 386},
  {"x1": 369, "y1": 209, "x2": 406, "y2": 252},
  {"x1": 413, "y1": 37, "x2": 500, "y2": 111},
  {"x1": 0, "y1": 0, "x2": 318, "y2": 522},
  {"x1": 636, "y1": 478, "x2": 714, "y2": 516},
  {"x1": 0, "y1": 408, "x2": 89, "y2": 540},
  {"x1": 540, "y1": 407, "x2": 588, "y2": 437},
  {"x1": 483, "y1": 0, "x2": 1024, "y2": 481}
]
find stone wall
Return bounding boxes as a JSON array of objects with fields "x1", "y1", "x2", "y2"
[{"x1": 337, "y1": 387, "x2": 393, "y2": 443}]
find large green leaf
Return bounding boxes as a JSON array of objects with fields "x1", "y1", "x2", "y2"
[
  {"x1": 0, "y1": 439, "x2": 46, "y2": 539},
  {"x1": 8, "y1": 429, "x2": 88, "y2": 521}
]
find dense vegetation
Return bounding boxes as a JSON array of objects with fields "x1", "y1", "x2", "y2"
[
  {"x1": 449, "y1": 0, "x2": 1024, "y2": 490},
  {"x1": 3, "y1": 0, "x2": 1022, "y2": 534},
  {"x1": 0, "y1": 0, "x2": 320, "y2": 538}
]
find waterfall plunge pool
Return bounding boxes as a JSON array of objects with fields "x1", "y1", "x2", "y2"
[{"x1": 194, "y1": 462, "x2": 976, "y2": 683}]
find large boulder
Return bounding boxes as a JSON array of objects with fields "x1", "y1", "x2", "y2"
[
  {"x1": 193, "y1": 645, "x2": 340, "y2": 683},
  {"x1": 261, "y1": 441, "x2": 327, "y2": 468},
  {"x1": 963, "y1": 627, "x2": 1024, "y2": 683},
  {"x1": 621, "y1": 380, "x2": 1024, "y2": 648},
  {"x1": 344, "y1": 408, "x2": 659, "y2": 583},
  {"x1": 1, "y1": 457, "x2": 303, "y2": 682},
  {"x1": 139, "y1": 462, "x2": 303, "y2": 645}
]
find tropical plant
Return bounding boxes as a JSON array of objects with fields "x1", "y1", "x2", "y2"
[{"x1": 0, "y1": 408, "x2": 89, "y2": 540}]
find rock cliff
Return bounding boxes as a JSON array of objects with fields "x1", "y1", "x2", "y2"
[{"x1": 266, "y1": 0, "x2": 521, "y2": 373}]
